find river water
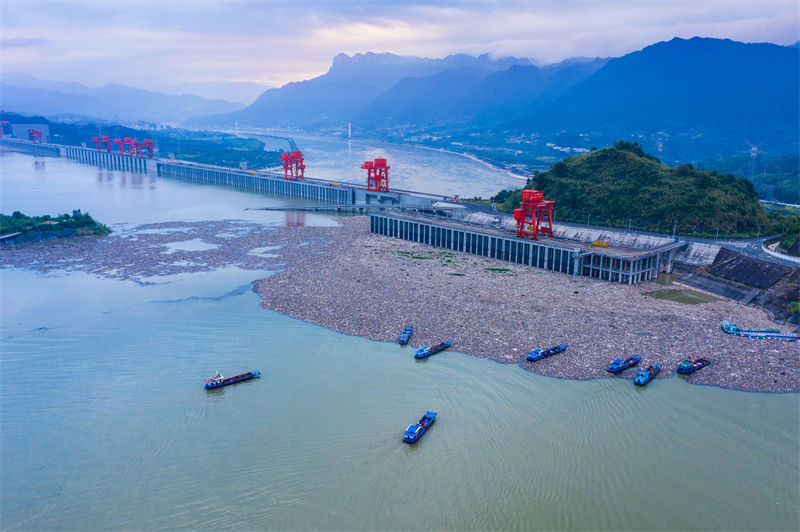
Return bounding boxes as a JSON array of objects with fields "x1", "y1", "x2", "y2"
[
  {"x1": 1, "y1": 150, "x2": 798, "y2": 530},
  {"x1": 255, "y1": 132, "x2": 526, "y2": 198}
]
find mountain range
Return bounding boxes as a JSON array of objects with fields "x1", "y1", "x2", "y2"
[
  {"x1": 3, "y1": 37, "x2": 797, "y2": 162},
  {"x1": 191, "y1": 52, "x2": 536, "y2": 127},
  {"x1": 0, "y1": 72, "x2": 245, "y2": 123},
  {"x1": 192, "y1": 37, "x2": 798, "y2": 160}
]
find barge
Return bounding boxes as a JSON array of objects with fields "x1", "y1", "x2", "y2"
[
  {"x1": 526, "y1": 344, "x2": 567, "y2": 362},
  {"x1": 415, "y1": 341, "x2": 452, "y2": 359},
  {"x1": 204, "y1": 370, "x2": 261, "y2": 389}
]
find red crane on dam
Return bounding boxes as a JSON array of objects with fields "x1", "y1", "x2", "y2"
[
  {"x1": 113, "y1": 138, "x2": 124, "y2": 155},
  {"x1": 362, "y1": 157, "x2": 389, "y2": 192},
  {"x1": 514, "y1": 189, "x2": 554, "y2": 239},
  {"x1": 92, "y1": 135, "x2": 112, "y2": 151},
  {"x1": 279, "y1": 151, "x2": 305, "y2": 180},
  {"x1": 28, "y1": 129, "x2": 43, "y2": 143},
  {"x1": 141, "y1": 139, "x2": 155, "y2": 158},
  {"x1": 130, "y1": 140, "x2": 141, "y2": 157}
]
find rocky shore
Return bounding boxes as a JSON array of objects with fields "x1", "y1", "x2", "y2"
[
  {"x1": 253, "y1": 217, "x2": 798, "y2": 393},
  {"x1": 2, "y1": 215, "x2": 797, "y2": 392}
]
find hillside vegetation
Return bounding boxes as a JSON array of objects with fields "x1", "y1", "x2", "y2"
[
  {"x1": 696, "y1": 153, "x2": 799, "y2": 205},
  {"x1": 493, "y1": 142, "x2": 774, "y2": 237},
  {"x1": 1, "y1": 210, "x2": 109, "y2": 236}
]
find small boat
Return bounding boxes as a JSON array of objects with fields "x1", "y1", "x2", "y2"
[
  {"x1": 676, "y1": 357, "x2": 711, "y2": 374},
  {"x1": 607, "y1": 355, "x2": 642, "y2": 373},
  {"x1": 204, "y1": 370, "x2": 260, "y2": 389},
  {"x1": 527, "y1": 344, "x2": 567, "y2": 362},
  {"x1": 403, "y1": 411, "x2": 436, "y2": 443},
  {"x1": 634, "y1": 363, "x2": 661, "y2": 386},
  {"x1": 415, "y1": 340, "x2": 452, "y2": 359},
  {"x1": 399, "y1": 326, "x2": 413, "y2": 345}
]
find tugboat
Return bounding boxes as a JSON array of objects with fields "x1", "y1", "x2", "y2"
[
  {"x1": 403, "y1": 411, "x2": 436, "y2": 443},
  {"x1": 634, "y1": 363, "x2": 661, "y2": 386},
  {"x1": 415, "y1": 340, "x2": 452, "y2": 359},
  {"x1": 399, "y1": 326, "x2": 413, "y2": 345},
  {"x1": 526, "y1": 344, "x2": 567, "y2": 362},
  {"x1": 676, "y1": 356, "x2": 711, "y2": 374},
  {"x1": 204, "y1": 370, "x2": 260, "y2": 389},
  {"x1": 607, "y1": 355, "x2": 642, "y2": 373}
]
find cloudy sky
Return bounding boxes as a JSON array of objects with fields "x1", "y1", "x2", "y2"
[{"x1": 2, "y1": 0, "x2": 797, "y2": 91}]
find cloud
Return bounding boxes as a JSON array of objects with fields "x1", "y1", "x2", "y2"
[
  {"x1": 0, "y1": 37, "x2": 52, "y2": 48},
  {"x1": 0, "y1": 0, "x2": 796, "y2": 89}
]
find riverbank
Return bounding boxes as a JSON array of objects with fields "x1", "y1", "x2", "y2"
[
  {"x1": 253, "y1": 217, "x2": 798, "y2": 393},
  {"x1": 1, "y1": 215, "x2": 796, "y2": 392}
]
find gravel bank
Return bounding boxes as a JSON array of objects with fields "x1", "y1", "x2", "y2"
[
  {"x1": 254, "y1": 217, "x2": 799, "y2": 393},
  {"x1": 3, "y1": 215, "x2": 796, "y2": 392}
]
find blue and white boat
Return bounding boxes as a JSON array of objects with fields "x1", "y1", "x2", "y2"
[
  {"x1": 634, "y1": 363, "x2": 661, "y2": 385},
  {"x1": 204, "y1": 370, "x2": 260, "y2": 389},
  {"x1": 399, "y1": 326, "x2": 413, "y2": 345},
  {"x1": 526, "y1": 344, "x2": 567, "y2": 362},
  {"x1": 403, "y1": 411, "x2": 436, "y2": 443},
  {"x1": 607, "y1": 355, "x2": 641, "y2": 373},
  {"x1": 414, "y1": 340, "x2": 452, "y2": 359}
]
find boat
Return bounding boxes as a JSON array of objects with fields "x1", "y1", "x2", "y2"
[
  {"x1": 634, "y1": 363, "x2": 661, "y2": 386},
  {"x1": 607, "y1": 355, "x2": 642, "y2": 373},
  {"x1": 398, "y1": 326, "x2": 413, "y2": 345},
  {"x1": 403, "y1": 411, "x2": 437, "y2": 443},
  {"x1": 721, "y1": 321, "x2": 799, "y2": 341},
  {"x1": 204, "y1": 370, "x2": 261, "y2": 389},
  {"x1": 414, "y1": 340, "x2": 452, "y2": 359},
  {"x1": 676, "y1": 357, "x2": 711, "y2": 374},
  {"x1": 526, "y1": 344, "x2": 567, "y2": 362}
]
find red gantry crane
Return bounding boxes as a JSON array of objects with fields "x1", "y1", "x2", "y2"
[
  {"x1": 362, "y1": 157, "x2": 389, "y2": 192},
  {"x1": 513, "y1": 189, "x2": 554, "y2": 239},
  {"x1": 91, "y1": 135, "x2": 112, "y2": 151},
  {"x1": 279, "y1": 151, "x2": 305, "y2": 180},
  {"x1": 28, "y1": 129, "x2": 43, "y2": 143},
  {"x1": 141, "y1": 139, "x2": 154, "y2": 158}
]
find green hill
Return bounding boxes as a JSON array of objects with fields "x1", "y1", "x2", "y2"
[{"x1": 494, "y1": 142, "x2": 773, "y2": 237}]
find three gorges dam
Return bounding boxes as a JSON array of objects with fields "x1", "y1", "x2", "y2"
[{"x1": 2, "y1": 135, "x2": 716, "y2": 285}]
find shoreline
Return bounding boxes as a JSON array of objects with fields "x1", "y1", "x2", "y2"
[
  {"x1": 252, "y1": 217, "x2": 798, "y2": 393},
  {"x1": 2, "y1": 215, "x2": 797, "y2": 393}
]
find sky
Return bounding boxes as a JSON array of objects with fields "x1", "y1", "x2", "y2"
[{"x1": 1, "y1": 0, "x2": 798, "y2": 94}]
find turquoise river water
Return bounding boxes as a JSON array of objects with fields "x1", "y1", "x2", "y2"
[{"x1": 1, "y1": 148, "x2": 798, "y2": 530}]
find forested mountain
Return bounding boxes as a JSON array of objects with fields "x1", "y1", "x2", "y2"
[
  {"x1": 193, "y1": 52, "x2": 531, "y2": 127},
  {"x1": 192, "y1": 37, "x2": 798, "y2": 162},
  {"x1": 696, "y1": 153, "x2": 800, "y2": 205},
  {"x1": 494, "y1": 142, "x2": 771, "y2": 236},
  {"x1": 510, "y1": 37, "x2": 799, "y2": 157}
]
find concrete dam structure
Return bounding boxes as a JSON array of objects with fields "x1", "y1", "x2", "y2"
[{"x1": 370, "y1": 212, "x2": 686, "y2": 284}]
